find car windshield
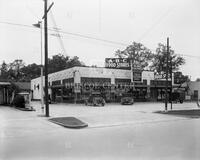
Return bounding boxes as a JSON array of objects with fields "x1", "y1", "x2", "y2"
[
  {"x1": 122, "y1": 93, "x2": 133, "y2": 97},
  {"x1": 94, "y1": 97, "x2": 102, "y2": 100},
  {"x1": 92, "y1": 94, "x2": 101, "y2": 97}
]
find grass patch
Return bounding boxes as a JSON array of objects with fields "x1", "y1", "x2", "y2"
[
  {"x1": 155, "y1": 109, "x2": 200, "y2": 118},
  {"x1": 15, "y1": 107, "x2": 35, "y2": 111},
  {"x1": 49, "y1": 117, "x2": 88, "y2": 129}
]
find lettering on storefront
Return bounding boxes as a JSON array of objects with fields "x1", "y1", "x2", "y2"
[{"x1": 154, "y1": 73, "x2": 171, "y2": 80}]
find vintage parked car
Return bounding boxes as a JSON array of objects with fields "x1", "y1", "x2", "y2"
[
  {"x1": 12, "y1": 92, "x2": 35, "y2": 111},
  {"x1": 169, "y1": 92, "x2": 184, "y2": 103},
  {"x1": 120, "y1": 93, "x2": 134, "y2": 105},
  {"x1": 85, "y1": 93, "x2": 106, "y2": 106}
]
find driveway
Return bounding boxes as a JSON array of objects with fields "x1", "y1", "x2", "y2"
[
  {"x1": 31, "y1": 101, "x2": 198, "y2": 128},
  {"x1": 0, "y1": 102, "x2": 200, "y2": 160}
]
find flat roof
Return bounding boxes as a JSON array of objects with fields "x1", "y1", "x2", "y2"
[{"x1": 0, "y1": 82, "x2": 11, "y2": 86}]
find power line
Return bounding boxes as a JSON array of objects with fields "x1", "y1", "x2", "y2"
[
  {"x1": 1, "y1": 21, "x2": 200, "y2": 59},
  {"x1": 138, "y1": 7, "x2": 174, "y2": 41},
  {"x1": 49, "y1": 10, "x2": 67, "y2": 55},
  {"x1": 0, "y1": 21, "x2": 128, "y2": 46},
  {"x1": 177, "y1": 54, "x2": 200, "y2": 59},
  {"x1": 0, "y1": 21, "x2": 34, "y2": 29}
]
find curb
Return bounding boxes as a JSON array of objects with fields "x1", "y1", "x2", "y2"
[
  {"x1": 49, "y1": 117, "x2": 88, "y2": 129},
  {"x1": 15, "y1": 107, "x2": 36, "y2": 111}
]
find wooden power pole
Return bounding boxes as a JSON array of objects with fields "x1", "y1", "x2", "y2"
[
  {"x1": 44, "y1": 0, "x2": 49, "y2": 117},
  {"x1": 165, "y1": 37, "x2": 169, "y2": 111}
]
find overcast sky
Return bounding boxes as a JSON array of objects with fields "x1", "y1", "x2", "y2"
[{"x1": 0, "y1": 0, "x2": 200, "y2": 80}]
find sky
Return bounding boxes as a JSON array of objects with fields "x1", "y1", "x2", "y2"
[{"x1": 0, "y1": 0, "x2": 200, "y2": 80}]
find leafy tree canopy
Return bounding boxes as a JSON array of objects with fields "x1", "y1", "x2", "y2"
[
  {"x1": 48, "y1": 54, "x2": 85, "y2": 74},
  {"x1": 196, "y1": 78, "x2": 200, "y2": 82},
  {"x1": 150, "y1": 43, "x2": 185, "y2": 74},
  {"x1": 174, "y1": 71, "x2": 190, "y2": 84},
  {"x1": 0, "y1": 61, "x2": 9, "y2": 80},
  {"x1": 0, "y1": 54, "x2": 85, "y2": 82},
  {"x1": 115, "y1": 42, "x2": 154, "y2": 69}
]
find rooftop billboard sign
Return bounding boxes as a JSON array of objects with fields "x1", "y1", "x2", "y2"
[
  {"x1": 133, "y1": 71, "x2": 142, "y2": 82},
  {"x1": 105, "y1": 58, "x2": 131, "y2": 69}
]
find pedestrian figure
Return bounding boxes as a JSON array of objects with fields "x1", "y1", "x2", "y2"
[{"x1": 197, "y1": 99, "x2": 200, "y2": 108}]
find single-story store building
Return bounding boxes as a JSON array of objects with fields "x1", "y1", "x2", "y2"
[
  {"x1": 182, "y1": 81, "x2": 200, "y2": 101},
  {"x1": 0, "y1": 80, "x2": 31, "y2": 105},
  {"x1": 0, "y1": 81, "x2": 11, "y2": 105},
  {"x1": 31, "y1": 66, "x2": 176, "y2": 103}
]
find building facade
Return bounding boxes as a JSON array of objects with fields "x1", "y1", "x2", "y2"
[
  {"x1": 0, "y1": 82, "x2": 11, "y2": 105},
  {"x1": 185, "y1": 81, "x2": 200, "y2": 100},
  {"x1": 31, "y1": 66, "x2": 174, "y2": 103}
]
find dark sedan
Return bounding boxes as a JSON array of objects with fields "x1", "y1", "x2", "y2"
[
  {"x1": 120, "y1": 93, "x2": 134, "y2": 105},
  {"x1": 85, "y1": 94, "x2": 106, "y2": 106}
]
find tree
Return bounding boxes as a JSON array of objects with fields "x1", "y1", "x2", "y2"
[
  {"x1": 65, "y1": 56, "x2": 85, "y2": 69},
  {"x1": 7, "y1": 59, "x2": 26, "y2": 81},
  {"x1": 150, "y1": 43, "x2": 185, "y2": 74},
  {"x1": 174, "y1": 72, "x2": 190, "y2": 84},
  {"x1": 0, "y1": 61, "x2": 9, "y2": 80},
  {"x1": 196, "y1": 78, "x2": 200, "y2": 82},
  {"x1": 115, "y1": 42, "x2": 154, "y2": 69},
  {"x1": 91, "y1": 65, "x2": 97, "y2": 68},
  {"x1": 20, "y1": 63, "x2": 41, "y2": 81},
  {"x1": 0, "y1": 54, "x2": 85, "y2": 81},
  {"x1": 1, "y1": 60, "x2": 40, "y2": 82},
  {"x1": 48, "y1": 54, "x2": 85, "y2": 74},
  {"x1": 48, "y1": 54, "x2": 69, "y2": 74}
]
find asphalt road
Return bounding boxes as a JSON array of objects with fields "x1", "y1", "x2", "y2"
[{"x1": 0, "y1": 102, "x2": 199, "y2": 160}]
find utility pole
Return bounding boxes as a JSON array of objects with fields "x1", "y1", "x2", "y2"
[
  {"x1": 40, "y1": 21, "x2": 44, "y2": 113},
  {"x1": 130, "y1": 51, "x2": 135, "y2": 93},
  {"x1": 44, "y1": 0, "x2": 49, "y2": 117},
  {"x1": 130, "y1": 59, "x2": 134, "y2": 83},
  {"x1": 165, "y1": 37, "x2": 169, "y2": 111},
  {"x1": 32, "y1": 21, "x2": 44, "y2": 114},
  {"x1": 170, "y1": 50, "x2": 173, "y2": 110}
]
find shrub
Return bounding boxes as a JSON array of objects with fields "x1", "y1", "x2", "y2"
[{"x1": 13, "y1": 95, "x2": 25, "y2": 108}]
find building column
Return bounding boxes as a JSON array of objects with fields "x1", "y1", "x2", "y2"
[
  {"x1": 6, "y1": 87, "x2": 9, "y2": 104},
  {"x1": 147, "y1": 86, "x2": 151, "y2": 99},
  {"x1": 111, "y1": 74, "x2": 115, "y2": 102},
  {"x1": 74, "y1": 70, "x2": 81, "y2": 102},
  {"x1": 3, "y1": 87, "x2": 6, "y2": 104},
  {"x1": 61, "y1": 87, "x2": 63, "y2": 102}
]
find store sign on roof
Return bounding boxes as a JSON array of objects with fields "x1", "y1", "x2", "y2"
[
  {"x1": 105, "y1": 58, "x2": 130, "y2": 69},
  {"x1": 154, "y1": 73, "x2": 171, "y2": 80},
  {"x1": 133, "y1": 70, "x2": 142, "y2": 82}
]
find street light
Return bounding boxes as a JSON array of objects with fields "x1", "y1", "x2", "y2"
[{"x1": 33, "y1": 21, "x2": 44, "y2": 114}]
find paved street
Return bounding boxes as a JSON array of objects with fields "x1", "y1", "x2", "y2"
[{"x1": 0, "y1": 102, "x2": 200, "y2": 160}]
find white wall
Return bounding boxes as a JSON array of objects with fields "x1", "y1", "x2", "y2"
[
  {"x1": 188, "y1": 81, "x2": 200, "y2": 99},
  {"x1": 31, "y1": 66, "x2": 155, "y2": 99},
  {"x1": 74, "y1": 67, "x2": 154, "y2": 84},
  {"x1": 31, "y1": 77, "x2": 43, "y2": 100}
]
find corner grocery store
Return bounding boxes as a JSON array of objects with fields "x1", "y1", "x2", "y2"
[{"x1": 31, "y1": 66, "x2": 175, "y2": 103}]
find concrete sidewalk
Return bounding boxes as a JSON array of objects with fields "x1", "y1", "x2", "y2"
[
  {"x1": 1, "y1": 102, "x2": 199, "y2": 160},
  {"x1": 30, "y1": 101, "x2": 199, "y2": 128}
]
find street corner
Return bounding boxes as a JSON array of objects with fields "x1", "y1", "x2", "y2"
[{"x1": 49, "y1": 117, "x2": 88, "y2": 129}]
